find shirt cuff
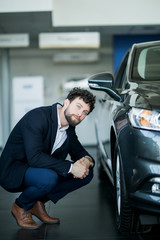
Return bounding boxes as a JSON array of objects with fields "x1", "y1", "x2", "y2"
[{"x1": 68, "y1": 163, "x2": 73, "y2": 173}]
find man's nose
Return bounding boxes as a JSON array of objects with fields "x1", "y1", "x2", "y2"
[
  {"x1": 77, "y1": 110, "x2": 83, "y2": 117},
  {"x1": 77, "y1": 111, "x2": 81, "y2": 116}
]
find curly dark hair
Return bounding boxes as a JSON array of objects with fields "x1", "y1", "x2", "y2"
[{"x1": 66, "y1": 87, "x2": 96, "y2": 113}]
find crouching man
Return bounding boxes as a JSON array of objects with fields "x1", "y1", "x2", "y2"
[{"x1": 0, "y1": 87, "x2": 96, "y2": 229}]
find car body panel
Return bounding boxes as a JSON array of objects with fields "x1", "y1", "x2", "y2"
[{"x1": 88, "y1": 41, "x2": 160, "y2": 221}]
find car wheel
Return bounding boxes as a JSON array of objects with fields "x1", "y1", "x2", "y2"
[{"x1": 114, "y1": 144, "x2": 140, "y2": 235}]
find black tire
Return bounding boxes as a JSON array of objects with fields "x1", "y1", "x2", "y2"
[{"x1": 114, "y1": 144, "x2": 140, "y2": 235}]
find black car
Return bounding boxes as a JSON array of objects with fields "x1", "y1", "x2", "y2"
[{"x1": 88, "y1": 41, "x2": 160, "y2": 235}]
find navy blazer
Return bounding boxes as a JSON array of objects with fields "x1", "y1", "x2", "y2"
[{"x1": 0, "y1": 103, "x2": 94, "y2": 192}]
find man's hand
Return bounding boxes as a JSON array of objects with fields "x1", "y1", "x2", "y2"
[
  {"x1": 70, "y1": 159, "x2": 89, "y2": 179},
  {"x1": 81, "y1": 156, "x2": 94, "y2": 168}
]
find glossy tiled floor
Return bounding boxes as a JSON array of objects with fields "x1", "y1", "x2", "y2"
[{"x1": 0, "y1": 147, "x2": 160, "y2": 240}]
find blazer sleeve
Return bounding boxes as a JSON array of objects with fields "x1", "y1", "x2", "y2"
[
  {"x1": 68, "y1": 127, "x2": 95, "y2": 166},
  {"x1": 21, "y1": 109, "x2": 71, "y2": 177}
]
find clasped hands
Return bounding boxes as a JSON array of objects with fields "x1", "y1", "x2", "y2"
[{"x1": 70, "y1": 157, "x2": 93, "y2": 179}]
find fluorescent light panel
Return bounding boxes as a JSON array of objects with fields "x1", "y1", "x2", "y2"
[
  {"x1": 53, "y1": 51, "x2": 99, "y2": 63},
  {"x1": 39, "y1": 32, "x2": 100, "y2": 49},
  {"x1": 0, "y1": 34, "x2": 29, "y2": 48}
]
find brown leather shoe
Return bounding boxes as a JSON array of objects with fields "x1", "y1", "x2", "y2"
[
  {"x1": 11, "y1": 202, "x2": 39, "y2": 229},
  {"x1": 30, "y1": 201, "x2": 60, "y2": 224}
]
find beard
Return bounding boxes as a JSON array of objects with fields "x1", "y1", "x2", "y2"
[{"x1": 64, "y1": 109, "x2": 81, "y2": 127}]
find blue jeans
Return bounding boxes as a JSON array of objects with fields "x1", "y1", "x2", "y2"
[{"x1": 17, "y1": 167, "x2": 93, "y2": 210}]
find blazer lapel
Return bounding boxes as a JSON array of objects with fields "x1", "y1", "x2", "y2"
[
  {"x1": 51, "y1": 137, "x2": 69, "y2": 159},
  {"x1": 50, "y1": 103, "x2": 59, "y2": 152}
]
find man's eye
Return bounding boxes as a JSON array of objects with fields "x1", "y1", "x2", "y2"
[
  {"x1": 76, "y1": 105, "x2": 81, "y2": 109},
  {"x1": 83, "y1": 111, "x2": 88, "y2": 116}
]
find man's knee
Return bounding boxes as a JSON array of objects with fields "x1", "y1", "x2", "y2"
[
  {"x1": 86, "y1": 168, "x2": 94, "y2": 182},
  {"x1": 80, "y1": 168, "x2": 94, "y2": 186},
  {"x1": 38, "y1": 170, "x2": 59, "y2": 192}
]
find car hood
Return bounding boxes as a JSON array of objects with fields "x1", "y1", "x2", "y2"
[{"x1": 125, "y1": 81, "x2": 160, "y2": 111}]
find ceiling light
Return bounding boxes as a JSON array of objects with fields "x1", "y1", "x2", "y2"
[
  {"x1": 0, "y1": 34, "x2": 29, "y2": 48},
  {"x1": 39, "y1": 32, "x2": 100, "y2": 49}
]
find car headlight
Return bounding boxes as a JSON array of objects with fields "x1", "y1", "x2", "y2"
[{"x1": 128, "y1": 107, "x2": 160, "y2": 131}]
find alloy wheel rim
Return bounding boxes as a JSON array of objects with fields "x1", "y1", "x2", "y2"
[{"x1": 116, "y1": 154, "x2": 121, "y2": 217}]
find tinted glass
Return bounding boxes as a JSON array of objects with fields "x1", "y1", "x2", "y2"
[{"x1": 132, "y1": 45, "x2": 160, "y2": 81}]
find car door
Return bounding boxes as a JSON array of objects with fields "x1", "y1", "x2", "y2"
[{"x1": 95, "y1": 52, "x2": 130, "y2": 181}]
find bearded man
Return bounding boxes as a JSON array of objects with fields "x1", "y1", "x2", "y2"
[{"x1": 0, "y1": 87, "x2": 96, "y2": 229}]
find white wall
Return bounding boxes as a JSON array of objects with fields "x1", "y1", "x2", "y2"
[
  {"x1": 10, "y1": 51, "x2": 112, "y2": 102},
  {"x1": 0, "y1": 47, "x2": 112, "y2": 146}
]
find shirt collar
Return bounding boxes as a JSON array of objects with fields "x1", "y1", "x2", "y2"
[{"x1": 57, "y1": 104, "x2": 69, "y2": 131}]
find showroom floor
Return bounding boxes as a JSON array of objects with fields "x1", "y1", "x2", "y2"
[{"x1": 0, "y1": 147, "x2": 160, "y2": 240}]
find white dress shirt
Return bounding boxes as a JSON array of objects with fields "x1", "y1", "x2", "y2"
[
  {"x1": 51, "y1": 105, "x2": 69, "y2": 154},
  {"x1": 51, "y1": 105, "x2": 93, "y2": 173}
]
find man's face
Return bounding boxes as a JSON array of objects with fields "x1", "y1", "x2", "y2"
[{"x1": 64, "y1": 97, "x2": 90, "y2": 126}]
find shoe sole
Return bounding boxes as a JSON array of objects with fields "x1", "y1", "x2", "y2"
[
  {"x1": 36, "y1": 217, "x2": 60, "y2": 224},
  {"x1": 11, "y1": 211, "x2": 40, "y2": 229},
  {"x1": 31, "y1": 214, "x2": 60, "y2": 224},
  {"x1": 43, "y1": 220, "x2": 60, "y2": 224}
]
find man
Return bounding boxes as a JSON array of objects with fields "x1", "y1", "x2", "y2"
[{"x1": 0, "y1": 87, "x2": 96, "y2": 229}]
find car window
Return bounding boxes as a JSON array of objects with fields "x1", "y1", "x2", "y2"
[
  {"x1": 114, "y1": 52, "x2": 129, "y2": 88},
  {"x1": 121, "y1": 67, "x2": 128, "y2": 89},
  {"x1": 132, "y1": 45, "x2": 160, "y2": 81}
]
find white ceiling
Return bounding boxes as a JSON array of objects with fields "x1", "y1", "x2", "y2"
[{"x1": 0, "y1": 11, "x2": 160, "y2": 49}]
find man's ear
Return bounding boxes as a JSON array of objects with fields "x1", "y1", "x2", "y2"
[{"x1": 64, "y1": 99, "x2": 70, "y2": 108}]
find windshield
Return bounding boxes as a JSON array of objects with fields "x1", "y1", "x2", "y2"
[{"x1": 132, "y1": 44, "x2": 160, "y2": 81}]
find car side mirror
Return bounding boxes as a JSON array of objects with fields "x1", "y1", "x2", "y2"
[{"x1": 88, "y1": 72, "x2": 122, "y2": 102}]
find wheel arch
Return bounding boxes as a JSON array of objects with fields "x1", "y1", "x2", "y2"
[{"x1": 110, "y1": 127, "x2": 117, "y2": 181}]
